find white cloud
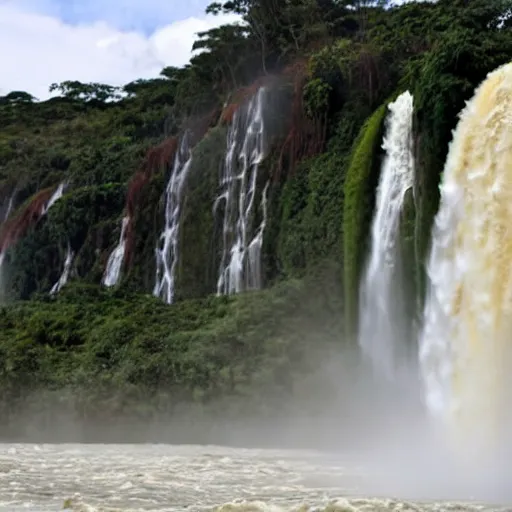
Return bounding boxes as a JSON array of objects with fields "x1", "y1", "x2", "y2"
[
  {"x1": 2, "y1": 0, "x2": 214, "y2": 31},
  {"x1": 0, "y1": 4, "x2": 240, "y2": 100}
]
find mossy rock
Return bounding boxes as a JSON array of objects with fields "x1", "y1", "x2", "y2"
[{"x1": 342, "y1": 103, "x2": 387, "y2": 340}]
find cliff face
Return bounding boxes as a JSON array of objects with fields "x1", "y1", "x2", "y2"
[{"x1": 0, "y1": 0, "x2": 510, "y2": 434}]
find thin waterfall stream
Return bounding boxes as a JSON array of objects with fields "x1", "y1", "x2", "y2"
[
  {"x1": 153, "y1": 133, "x2": 192, "y2": 304},
  {"x1": 358, "y1": 91, "x2": 415, "y2": 380}
]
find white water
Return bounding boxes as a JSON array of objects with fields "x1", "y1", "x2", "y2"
[
  {"x1": 42, "y1": 182, "x2": 66, "y2": 215},
  {"x1": 1, "y1": 189, "x2": 15, "y2": 223},
  {"x1": 0, "y1": 443, "x2": 506, "y2": 512},
  {"x1": 419, "y1": 62, "x2": 512, "y2": 459},
  {"x1": 50, "y1": 243, "x2": 74, "y2": 295},
  {"x1": 358, "y1": 91, "x2": 415, "y2": 380},
  {"x1": 103, "y1": 215, "x2": 130, "y2": 287},
  {"x1": 153, "y1": 133, "x2": 192, "y2": 304},
  {"x1": 215, "y1": 87, "x2": 270, "y2": 295}
]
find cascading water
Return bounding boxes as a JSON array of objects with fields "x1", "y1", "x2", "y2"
[
  {"x1": 102, "y1": 216, "x2": 129, "y2": 287},
  {"x1": 215, "y1": 87, "x2": 270, "y2": 295},
  {"x1": 2, "y1": 190, "x2": 15, "y2": 223},
  {"x1": 153, "y1": 133, "x2": 192, "y2": 304},
  {"x1": 50, "y1": 243, "x2": 74, "y2": 295},
  {"x1": 42, "y1": 182, "x2": 66, "y2": 214},
  {"x1": 419, "y1": 62, "x2": 512, "y2": 459},
  {"x1": 358, "y1": 91, "x2": 415, "y2": 380}
]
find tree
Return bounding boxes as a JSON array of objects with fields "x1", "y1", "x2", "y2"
[
  {"x1": 122, "y1": 78, "x2": 176, "y2": 106},
  {"x1": 192, "y1": 23, "x2": 252, "y2": 89},
  {"x1": 49, "y1": 81, "x2": 122, "y2": 103},
  {"x1": 206, "y1": 0, "x2": 328, "y2": 72},
  {"x1": 0, "y1": 91, "x2": 36, "y2": 105}
]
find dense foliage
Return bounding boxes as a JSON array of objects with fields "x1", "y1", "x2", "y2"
[{"x1": 0, "y1": 0, "x2": 510, "y2": 432}]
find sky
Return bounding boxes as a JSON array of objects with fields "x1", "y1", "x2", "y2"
[{"x1": 0, "y1": 0, "x2": 240, "y2": 99}]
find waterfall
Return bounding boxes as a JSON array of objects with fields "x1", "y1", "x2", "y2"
[
  {"x1": 153, "y1": 133, "x2": 192, "y2": 304},
  {"x1": 102, "y1": 216, "x2": 129, "y2": 287},
  {"x1": 0, "y1": 182, "x2": 65, "y2": 275},
  {"x1": 215, "y1": 87, "x2": 271, "y2": 296},
  {"x1": 419, "y1": 62, "x2": 512, "y2": 459},
  {"x1": 2, "y1": 190, "x2": 15, "y2": 223},
  {"x1": 42, "y1": 182, "x2": 66, "y2": 215},
  {"x1": 358, "y1": 91, "x2": 415, "y2": 379},
  {"x1": 50, "y1": 243, "x2": 74, "y2": 295}
]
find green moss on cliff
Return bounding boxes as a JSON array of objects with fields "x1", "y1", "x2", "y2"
[
  {"x1": 2, "y1": 184, "x2": 126, "y2": 299},
  {"x1": 276, "y1": 104, "x2": 370, "y2": 280},
  {"x1": 342, "y1": 104, "x2": 386, "y2": 339},
  {"x1": 176, "y1": 125, "x2": 228, "y2": 299},
  {"x1": 123, "y1": 172, "x2": 167, "y2": 293}
]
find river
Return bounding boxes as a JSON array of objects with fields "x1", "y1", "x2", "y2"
[{"x1": 0, "y1": 443, "x2": 509, "y2": 511}]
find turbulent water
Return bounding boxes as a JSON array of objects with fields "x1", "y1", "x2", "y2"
[
  {"x1": 215, "y1": 87, "x2": 270, "y2": 296},
  {"x1": 419, "y1": 62, "x2": 512, "y2": 459},
  {"x1": 154, "y1": 133, "x2": 192, "y2": 304},
  {"x1": 358, "y1": 91, "x2": 415, "y2": 379},
  {"x1": 0, "y1": 443, "x2": 508, "y2": 512},
  {"x1": 103, "y1": 215, "x2": 130, "y2": 287}
]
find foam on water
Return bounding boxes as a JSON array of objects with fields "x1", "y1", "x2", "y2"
[{"x1": 0, "y1": 444, "x2": 505, "y2": 512}]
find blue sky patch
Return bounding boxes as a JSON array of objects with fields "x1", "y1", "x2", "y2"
[{"x1": 3, "y1": 0, "x2": 214, "y2": 33}]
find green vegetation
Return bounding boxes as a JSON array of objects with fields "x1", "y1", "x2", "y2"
[
  {"x1": 0, "y1": 269, "x2": 343, "y2": 430},
  {"x1": 176, "y1": 126, "x2": 228, "y2": 300},
  {"x1": 342, "y1": 104, "x2": 386, "y2": 339},
  {"x1": 0, "y1": 0, "x2": 511, "y2": 428}
]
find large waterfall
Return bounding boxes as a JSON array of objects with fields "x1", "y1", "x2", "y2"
[
  {"x1": 215, "y1": 87, "x2": 271, "y2": 295},
  {"x1": 153, "y1": 133, "x2": 192, "y2": 304},
  {"x1": 419, "y1": 62, "x2": 512, "y2": 459},
  {"x1": 102, "y1": 215, "x2": 129, "y2": 287},
  {"x1": 358, "y1": 91, "x2": 415, "y2": 379}
]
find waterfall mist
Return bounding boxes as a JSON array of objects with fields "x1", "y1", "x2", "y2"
[
  {"x1": 349, "y1": 65, "x2": 512, "y2": 503},
  {"x1": 419, "y1": 62, "x2": 512, "y2": 466}
]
